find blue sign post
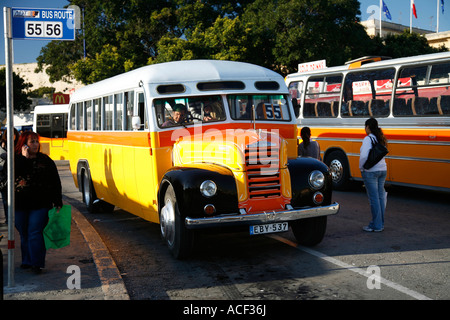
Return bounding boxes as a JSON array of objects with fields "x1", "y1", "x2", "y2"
[
  {"x1": 3, "y1": 6, "x2": 76, "y2": 288},
  {"x1": 11, "y1": 7, "x2": 75, "y2": 40}
]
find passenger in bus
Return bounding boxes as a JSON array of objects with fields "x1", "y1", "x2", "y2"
[
  {"x1": 0, "y1": 128, "x2": 19, "y2": 225},
  {"x1": 298, "y1": 127, "x2": 322, "y2": 161},
  {"x1": 162, "y1": 103, "x2": 188, "y2": 127},
  {"x1": 359, "y1": 118, "x2": 388, "y2": 233},
  {"x1": 203, "y1": 102, "x2": 224, "y2": 122},
  {"x1": 14, "y1": 131, "x2": 63, "y2": 274}
]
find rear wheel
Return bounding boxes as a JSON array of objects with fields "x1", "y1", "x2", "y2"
[
  {"x1": 291, "y1": 216, "x2": 327, "y2": 246},
  {"x1": 81, "y1": 168, "x2": 114, "y2": 213},
  {"x1": 160, "y1": 185, "x2": 194, "y2": 259},
  {"x1": 82, "y1": 168, "x2": 96, "y2": 213},
  {"x1": 325, "y1": 150, "x2": 350, "y2": 190}
]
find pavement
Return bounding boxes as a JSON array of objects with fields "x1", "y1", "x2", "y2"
[{"x1": 1, "y1": 162, "x2": 129, "y2": 300}]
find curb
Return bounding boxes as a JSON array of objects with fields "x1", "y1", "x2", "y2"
[{"x1": 67, "y1": 198, "x2": 130, "y2": 300}]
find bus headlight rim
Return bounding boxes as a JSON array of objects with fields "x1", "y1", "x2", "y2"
[
  {"x1": 309, "y1": 170, "x2": 325, "y2": 190},
  {"x1": 200, "y1": 180, "x2": 217, "y2": 198}
]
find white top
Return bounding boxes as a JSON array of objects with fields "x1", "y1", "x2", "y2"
[{"x1": 359, "y1": 134, "x2": 387, "y2": 172}]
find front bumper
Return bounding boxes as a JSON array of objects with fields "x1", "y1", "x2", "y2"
[{"x1": 185, "y1": 202, "x2": 339, "y2": 229}]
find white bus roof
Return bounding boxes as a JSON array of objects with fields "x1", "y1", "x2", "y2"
[
  {"x1": 34, "y1": 104, "x2": 70, "y2": 114},
  {"x1": 286, "y1": 51, "x2": 450, "y2": 80},
  {"x1": 70, "y1": 60, "x2": 286, "y2": 101}
]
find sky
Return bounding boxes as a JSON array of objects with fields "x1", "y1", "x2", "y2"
[{"x1": 0, "y1": 0, "x2": 449, "y2": 65}]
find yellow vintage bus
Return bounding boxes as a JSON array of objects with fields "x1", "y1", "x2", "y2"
[
  {"x1": 285, "y1": 52, "x2": 450, "y2": 192},
  {"x1": 33, "y1": 104, "x2": 69, "y2": 160},
  {"x1": 68, "y1": 60, "x2": 339, "y2": 258}
]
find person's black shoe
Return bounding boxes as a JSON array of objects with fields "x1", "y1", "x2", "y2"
[{"x1": 31, "y1": 266, "x2": 42, "y2": 274}]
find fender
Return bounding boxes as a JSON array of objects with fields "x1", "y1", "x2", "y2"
[
  {"x1": 287, "y1": 158, "x2": 333, "y2": 207},
  {"x1": 159, "y1": 164, "x2": 239, "y2": 219}
]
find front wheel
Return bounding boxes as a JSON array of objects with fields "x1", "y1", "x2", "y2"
[
  {"x1": 160, "y1": 185, "x2": 194, "y2": 259},
  {"x1": 291, "y1": 216, "x2": 327, "y2": 246}
]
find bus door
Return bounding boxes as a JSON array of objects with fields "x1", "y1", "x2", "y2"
[{"x1": 134, "y1": 89, "x2": 157, "y2": 220}]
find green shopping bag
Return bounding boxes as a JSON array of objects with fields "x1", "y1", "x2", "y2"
[{"x1": 43, "y1": 205, "x2": 72, "y2": 249}]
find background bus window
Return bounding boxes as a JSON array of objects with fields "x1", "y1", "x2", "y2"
[
  {"x1": 50, "y1": 113, "x2": 67, "y2": 138},
  {"x1": 114, "y1": 93, "x2": 123, "y2": 131},
  {"x1": 394, "y1": 62, "x2": 450, "y2": 116},
  {"x1": 104, "y1": 95, "x2": 113, "y2": 130},
  {"x1": 342, "y1": 68, "x2": 393, "y2": 118},
  {"x1": 36, "y1": 114, "x2": 51, "y2": 137},
  {"x1": 288, "y1": 81, "x2": 303, "y2": 102},
  {"x1": 304, "y1": 75, "x2": 341, "y2": 118}
]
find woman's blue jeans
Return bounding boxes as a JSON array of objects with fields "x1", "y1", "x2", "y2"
[
  {"x1": 15, "y1": 208, "x2": 49, "y2": 268},
  {"x1": 361, "y1": 170, "x2": 387, "y2": 231}
]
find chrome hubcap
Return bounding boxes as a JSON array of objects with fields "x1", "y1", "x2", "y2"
[
  {"x1": 160, "y1": 199, "x2": 175, "y2": 246},
  {"x1": 329, "y1": 159, "x2": 343, "y2": 182}
]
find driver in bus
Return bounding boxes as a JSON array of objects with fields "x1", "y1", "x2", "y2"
[{"x1": 162, "y1": 103, "x2": 188, "y2": 127}]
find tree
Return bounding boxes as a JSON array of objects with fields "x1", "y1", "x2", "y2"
[
  {"x1": 36, "y1": 0, "x2": 448, "y2": 83},
  {"x1": 241, "y1": 0, "x2": 374, "y2": 75},
  {"x1": 152, "y1": 16, "x2": 253, "y2": 64},
  {"x1": 376, "y1": 30, "x2": 447, "y2": 58},
  {"x1": 0, "y1": 68, "x2": 32, "y2": 113}
]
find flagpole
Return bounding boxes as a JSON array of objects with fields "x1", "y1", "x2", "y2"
[
  {"x1": 437, "y1": 0, "x2": 439, "y2": 33},
  {"x1": 380, "y1": 0, "x2": 382, "y2": 37},
  {"x1": 410, "y1": 0, "x2": 412, "y2": 33}
]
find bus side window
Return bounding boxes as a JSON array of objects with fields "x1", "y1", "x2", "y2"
[
  {"x1": 137, "y1": 92, "x2": 146, "y2": 130},
  {"x1": 393, "y1": 98, "x2": 412, "y2": 116},
  {"x1": 438, "y1": 95, "x2": 450, "y2": 115},
  {"x1": 114, "y1": 93, "x2": 123, "y2": 131},
  {"x1": 104, "y1": 95, "x2": 113, "y2": 130},
  {"x1": 124, "y1": 91, "x2": 135, "y2": 130}
]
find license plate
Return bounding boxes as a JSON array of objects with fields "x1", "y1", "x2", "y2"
[{"x1": 250, "y1": 222, "x2": 288, "y2": 235}]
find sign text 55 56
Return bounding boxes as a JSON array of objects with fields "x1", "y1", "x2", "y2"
[{"x1": 25, "y1": 21, "x2": 62, "y2": 38}]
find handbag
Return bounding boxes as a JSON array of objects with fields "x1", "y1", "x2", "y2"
[
  {"x1": 363, "y1": 136, "x2": 388, "y2": 170},
  {"x1": 43, "y1": 205, "x2": 72, "y2": 249}
]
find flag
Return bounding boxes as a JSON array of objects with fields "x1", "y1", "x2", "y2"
[
  {"x1": 412, "y1": 0, "x2": 418, "y2": 18},
  {"x1": 442, "y1": 0, "x2": 445, "y2": 14},
  {"x1": 382, "y1": 1, "x2": 392, "y2": 20}
]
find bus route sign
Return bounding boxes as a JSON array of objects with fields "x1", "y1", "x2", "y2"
[{"x1": 11, "y1": 7, "x2": 75, "y2": 40}]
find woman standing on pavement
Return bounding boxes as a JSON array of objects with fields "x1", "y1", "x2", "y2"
[
  {"x1": 14, "y1": 131, "x2": 62, "y2": 274},
  {"x1": 359, "y1": 118, "x2": 388, "y2": 232}
]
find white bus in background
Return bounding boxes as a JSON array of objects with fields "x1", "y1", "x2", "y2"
[{"x1": 33, "y1": 104, "x2": 70, "y2": 160}]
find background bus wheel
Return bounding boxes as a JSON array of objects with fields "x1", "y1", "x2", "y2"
[
  {"x1": 325, "y1": 150, "x2": 350, "y2": 190},
  {"x1": 291, "y1": 216, "x2": 327, "y2": 246},
  {"x1": 160, "y1": 185, "x2": 194, "y2": 259}
]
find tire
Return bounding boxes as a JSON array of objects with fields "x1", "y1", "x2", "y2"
[
  {"x1": 82, "y1": 168, "x2": 96, "y2": 213},
  {"x1": 81, "y1": 167, "x2": 114, "y2": 213},
  {"x1": 291, "y1": 216, "x2": 327, "y2": 246},
  {"x1": 160, "y1": 184, "x2": 194, "y2": 259},
  {"x1": 325, "y1": 150, "x2": 350, "y2": 190}
]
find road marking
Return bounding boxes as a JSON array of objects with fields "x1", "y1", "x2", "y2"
[{"x1": 268, "y1": 234, "x2": 432, "y2": 300}]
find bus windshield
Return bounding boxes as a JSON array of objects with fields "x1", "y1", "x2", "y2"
[
  {"x1": 228, "y1": 94, "x2": 291, "y2": 121},
  {"x1": 155, "y1": 95, "x2": 226, "y2": 128}
]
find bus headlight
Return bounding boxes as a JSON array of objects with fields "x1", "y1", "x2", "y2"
[
  {"x1": 200, "y1": 180, "x2": 217, "y2": 198},
  {"x1": 309, "y1": 170, "x2": 325, "y2": 190}
]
